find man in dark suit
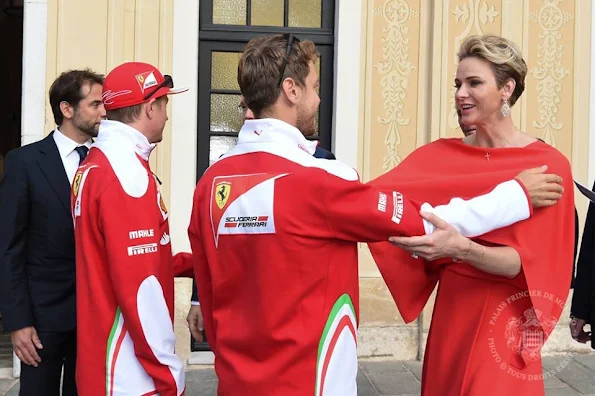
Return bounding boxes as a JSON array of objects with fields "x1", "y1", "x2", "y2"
[
  {"x1": 0, "y1": 70, "x2": 105, "y2": 395},
  {"x1": 314, "y1": 145, "x2": 335, "y2": 160},
  {"x1": 570, "y1": 182, "x2": 595, "y2": 348}
]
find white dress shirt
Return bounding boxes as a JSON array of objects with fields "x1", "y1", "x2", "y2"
[{"x1": 52, "y1": 129, "x2": 93, "y2": 185}]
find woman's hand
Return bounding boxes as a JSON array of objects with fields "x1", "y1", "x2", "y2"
[{"x1": 388, "y1": 211, "x2": 469, "y2": 261}]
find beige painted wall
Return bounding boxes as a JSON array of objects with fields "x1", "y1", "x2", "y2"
[{"x1": 357, "y1": 0, "x2": 592, "y2": 359}]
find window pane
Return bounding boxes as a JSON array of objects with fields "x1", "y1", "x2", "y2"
[
  {"x1": 211, "y1": 52, "x2": 241, "y2": 90},
  {"x1": 210, "y1": 136, "x2": 238, "y2": 165},
  {"x1": 251, "y1": 0, "x2": 284, "y2": 26},
  {"x1": 213, "y1": 0, "x2": 246, "y2": 25},
  {"x1": 211, "y1": 94, "x2": 243, "y2": 133},
  {"x1": 288, "y1": 0, "x2": 321, "y2": 28}
]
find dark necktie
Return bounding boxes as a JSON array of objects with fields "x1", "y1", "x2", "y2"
[{"x1": 75, "y1": 146, "x2": 89, "y2": 165}]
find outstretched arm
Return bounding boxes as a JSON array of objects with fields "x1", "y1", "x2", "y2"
[
  {"x1": 422, "y1": 166, "x2": 563, "y2": 237},
  {"x1": 388, "y1": 166, "x2": 565, "y2": 278},
  {"x1": 313, "y1": 164, "x2": 559, "y2": 243}
]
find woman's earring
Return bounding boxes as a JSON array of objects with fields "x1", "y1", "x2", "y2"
[{"x1": 501, "y1": 99, "x2": 511, "y2": 118}]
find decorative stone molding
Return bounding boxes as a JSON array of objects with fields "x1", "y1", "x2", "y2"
[
  {"x1": 374, "y1": 0, "x2": 417, "y2": 171},
  {"x1": 530, "y1": 0, "x2": 573, "y2": 147}
]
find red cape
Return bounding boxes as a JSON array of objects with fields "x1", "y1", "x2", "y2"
[{"x1": 368, "y1": 138, "x2": 574, "y2": 344}]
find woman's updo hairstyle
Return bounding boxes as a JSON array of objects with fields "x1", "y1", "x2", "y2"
[{"x1": 458, "y1": 35, "x2": 527, "y2": 106}]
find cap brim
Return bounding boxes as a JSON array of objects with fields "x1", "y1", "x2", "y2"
[
  {"x1": 152, "y1": 86, "x2": 189, "y2": 100},
  {"x1": 167, "y1": 87, "x2": 189, "y2": 95}
]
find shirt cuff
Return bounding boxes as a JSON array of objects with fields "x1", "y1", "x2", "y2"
[
  {"x1": 191, "y1": 301, "x2": 200, "y2": 306},
  {"x1": 421, "y1": 179, "x2": 530, "y2": 237}
]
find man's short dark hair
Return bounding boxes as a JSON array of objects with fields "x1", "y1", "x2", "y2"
[
  {"x1": 238, "y1": 34, "x2": 318, "y2": 118},
  {"x1": 49, "y1": 69, "x2": 105, "y2": 126}
]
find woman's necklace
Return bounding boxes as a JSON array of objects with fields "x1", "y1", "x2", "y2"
[{"x1": 478, "y1": 134, "x2": 517, "y2": 161}]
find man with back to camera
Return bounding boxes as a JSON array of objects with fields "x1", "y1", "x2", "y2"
[
  {"x1": 186, "y1": 94, "x2": 336, "y2": 342},
  {"x1": 187, "y1": 33, "x2": 565, "y2": 395},
  {"x1": 0, "y1": 69, "x2": 105, "y2": 396},
  {"x1": 71, "y1": 62, "x2": 189, "y2": 396}
]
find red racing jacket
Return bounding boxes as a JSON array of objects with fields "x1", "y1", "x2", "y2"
[
  {"x1": 188, "y1": 118, "x2": 532, "y2": 396},
  {"x1": 72, "y1": 120, "x2": 185, "y2": 396}
]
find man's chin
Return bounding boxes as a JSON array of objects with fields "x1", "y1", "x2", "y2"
[
  {"x1": 91, "y1": 125, "x2": 101, "y2": 137},
  {"x1": 300, "y1": 122, "x2": 317, "y2": 137}
]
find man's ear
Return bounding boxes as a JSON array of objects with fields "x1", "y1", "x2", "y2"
[
  {"x1": 281, "y1": 78, "x2": 300, "y2": 105},
  {"x1": 60, "y1": 101, "x2": 75, "y2": 120},
  {"x1": 145, "y1": 99, "x2": 157, "y2": 119}
]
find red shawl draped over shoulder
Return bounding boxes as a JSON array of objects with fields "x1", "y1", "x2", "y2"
[{"x1": 368, "y1": 138, "x2": 574, "y2": 395}]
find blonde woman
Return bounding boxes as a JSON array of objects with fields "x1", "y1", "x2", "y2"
[{"x1": 370, "y1": 35, "x2": 574, "y2": 396}]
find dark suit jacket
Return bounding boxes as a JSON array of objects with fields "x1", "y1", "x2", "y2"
[
  {"x1": 571, "y1": 181, "x2": 595, "y2": 349},
  {"x1": 190, "y1": 145, "x2": 337, "y2": 303},
  {"x1": 0, "y1": 133, "x2": 77, "y2": 332},
  {"x1": 314, "y1": 146, "x2": 336, "y2": 160}
]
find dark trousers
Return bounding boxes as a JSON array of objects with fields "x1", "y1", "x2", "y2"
[{"x1": 19, "y1": 330, "x2": 77, "y2": 396}]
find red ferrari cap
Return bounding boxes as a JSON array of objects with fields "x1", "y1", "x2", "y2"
[{"x1": 102, "y1": 62, "x2": 188, "y2": 110}]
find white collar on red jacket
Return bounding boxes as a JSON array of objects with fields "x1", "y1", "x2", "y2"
[
  {"x1": 96, "y1": 120, "x2": 156, "y2": 161},
  {"x1": 237, "y1": 118, "x2": 318, "y2": 156},
  {"x1": 92, "y1": 120, "x2": 154, "y2": 198},
  {"x1": 224, "y1": 118, "x2": 359, "y2": 182}
]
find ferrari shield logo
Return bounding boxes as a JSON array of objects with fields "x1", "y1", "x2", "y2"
[
  {"x1": 135, "y1": 71, "x2": 158, "y2": 92},
  {"x1": 215, "y1": 182, "x2": 231, "y2": 209},
  {"x1": 73, "y1": 172, "x2": 83, "y2": 196}
]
